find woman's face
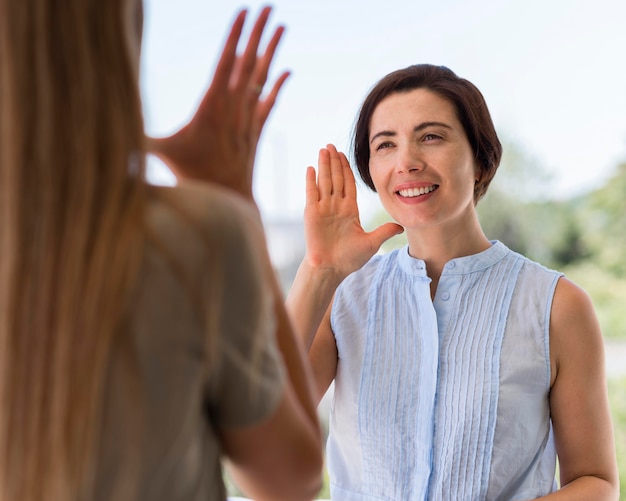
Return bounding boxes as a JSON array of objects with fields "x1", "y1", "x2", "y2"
[{"x1": 368, "y1": 88, "x2": 479, "y2": 232}]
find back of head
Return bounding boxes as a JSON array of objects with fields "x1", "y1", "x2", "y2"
[
  {"x1": 0, "y1": 0, "x2": 146, "y2": 499},
  {"x1": 352, "y1": 64, "x2": 502, "y2": 202}
]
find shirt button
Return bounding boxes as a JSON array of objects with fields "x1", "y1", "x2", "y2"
[
  {"x1": 441, "y1": 292, "x2": 450, "y2": 301},
  {"x1": 447, "y1": 262, "x2": 456, "y2": 270}
]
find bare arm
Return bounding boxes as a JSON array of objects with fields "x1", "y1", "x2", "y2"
[
  {"x1": 221, "y1": 231, "x2": 324, "y2": 500},
  {"x1": 535, "y1": 277, "x2": 619, "y2": 500}
]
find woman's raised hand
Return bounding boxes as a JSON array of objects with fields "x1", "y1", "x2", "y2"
[
  {"x1": 303, "y1": 144, "x2": 404, "y2": 281},
  {"x1": 148, "y1": 7, "x2": 289, "y2": 201}
]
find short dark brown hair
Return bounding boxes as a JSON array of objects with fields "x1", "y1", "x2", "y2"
[{"x1": 352, "y1": 64, "x2": 502, "y2": 202}]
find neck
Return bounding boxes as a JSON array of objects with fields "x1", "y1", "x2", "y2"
[{"x1": 405, "y1": 214, "x2": 491, "y2": 298}]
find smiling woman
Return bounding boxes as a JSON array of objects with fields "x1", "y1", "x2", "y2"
[
  {"x1": 285, "y1": 64, "x2": 620, "y2": 500},
  {"x1": 367, "y1": 89, "x2": 481, "y2": 237}
]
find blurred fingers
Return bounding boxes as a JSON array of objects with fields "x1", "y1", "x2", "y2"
[
  {"x1": 257, "y1": 71, "x2": 290, "y2": 127},
  {"x1": 210, "y1": 9, "x2": 246, "y2": 93},
  {"x1": 252, "y1": 25, "x2": 286, "y2": 92},
  {"x1": 233, "y1": 6, "x2": 272, "y2": 95}
]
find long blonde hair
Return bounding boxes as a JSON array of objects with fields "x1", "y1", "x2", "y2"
[{"x1": 0, "y1": 0, "x2": 147, "y2": 499}]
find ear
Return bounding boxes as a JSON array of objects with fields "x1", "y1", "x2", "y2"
[
  {"x1": 473, "y1": 163, "x2": 482, "y2": 185},
  {"x1": 472, "y1": 162, "x2": 484, "y2": 204}
]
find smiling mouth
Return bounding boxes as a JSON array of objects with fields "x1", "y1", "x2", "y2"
[{"x1": 396, "y1": 185, "x2": 438, "y2": 197}]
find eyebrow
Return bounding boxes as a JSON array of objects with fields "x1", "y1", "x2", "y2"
[{"x1": 369, "y1": 121, "x2": 453, "y2": 145}]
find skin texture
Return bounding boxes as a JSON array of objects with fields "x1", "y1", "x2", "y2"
[
  {"x1": 286, "y1": 88, "x2": 619, "y2": 499},
  {"x1": 149, "y1": 7, "x2": 323, "y2": 501}
]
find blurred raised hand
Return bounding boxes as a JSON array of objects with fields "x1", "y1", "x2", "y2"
[{"x1": 148, "y1": 6, "x2": 289, "y2": 201}]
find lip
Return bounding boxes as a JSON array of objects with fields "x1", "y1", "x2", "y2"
[
  {"x1": 393, "y1": 181, "x2": 437, "y2": 192},
  {"x1": 393, "y1": 181, "x2": 439, "y2": 204}
]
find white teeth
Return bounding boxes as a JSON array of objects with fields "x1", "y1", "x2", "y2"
[{"x1": 398, "y1": 185, "x2": 437, "y2": 197}]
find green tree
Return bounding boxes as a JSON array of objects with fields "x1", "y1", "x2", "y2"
[{"x1": 578, "y1": 162, "x2": 626, "y2": 277}]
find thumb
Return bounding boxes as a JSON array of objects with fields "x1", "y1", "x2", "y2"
[{"x1": 368, "y1": 222, "x2": 404, "y2": 249}]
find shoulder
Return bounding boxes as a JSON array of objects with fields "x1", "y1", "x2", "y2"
[
  {"x1": 148, "y1": 181, "x2": 262, "y2": 236},
  {"x1": 549, "y1": 276, "x2": 603, "y2": 387},
  {"x1": 146, "y1": 182, "x2": 264, "y2": 260},
  {"x1": 551, "y1": 277, "x2": 599, "y2": 335}
]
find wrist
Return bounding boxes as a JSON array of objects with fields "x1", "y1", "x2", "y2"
[{"x1": 296, "y1": 257, "x2": 346, "y2": 295}]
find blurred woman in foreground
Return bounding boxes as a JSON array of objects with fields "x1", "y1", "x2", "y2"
[{"x1": 0, "y1": 1, "x2": 322, "y2": 500}]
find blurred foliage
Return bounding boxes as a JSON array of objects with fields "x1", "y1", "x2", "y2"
[{"x1": 579, "y1": 162, "x2": 626, "y2": 279}]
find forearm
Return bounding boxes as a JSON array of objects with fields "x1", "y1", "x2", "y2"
[
  {"x1": 233, "y1": 199, "x2": 322, "y2": 435},
  {"x1": 269, "y1": 272, "x2": 321, "y2": 433},
  {"x1": 285, "y1": 258, "x2": 343, "y2": 350},
  {"x1": 532, "y1": 475, "x2": 619, "y2": 500}
]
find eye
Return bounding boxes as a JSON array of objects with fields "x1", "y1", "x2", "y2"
[
  {"x1": 375, "y1": 141, "x2": 394, "y2": 151},
  {"x1": 423, "y1": 133, "x2": 442, "y2": 142}
]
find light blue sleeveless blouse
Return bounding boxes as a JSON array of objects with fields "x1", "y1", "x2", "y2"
[{"x1": 327, "y1": 241, "x2": 562, "y2": 500}]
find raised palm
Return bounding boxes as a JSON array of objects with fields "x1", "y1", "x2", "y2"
[{"x1": 304, "y1": 144, "x2": 404, "y2": 280}]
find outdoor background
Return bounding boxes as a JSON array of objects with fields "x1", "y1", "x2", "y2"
[{"x1": 141, "y1": 0, "x2": 626, "y2": 498}]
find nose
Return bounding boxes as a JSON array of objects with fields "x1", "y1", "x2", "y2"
[{"x1": 396, "y1": 144, "x2": 425, "y2": 173}]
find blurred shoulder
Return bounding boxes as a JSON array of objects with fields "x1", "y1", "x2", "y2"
[
  {"x1": 149, "y1": 181, "x2": 261, "y2": 229},
  {"x1": 143, "y1": 181, "x2": 265, "y2": 268},
  {"x1": 147, "y1": 181, "x2": 263, "y2": 242}
]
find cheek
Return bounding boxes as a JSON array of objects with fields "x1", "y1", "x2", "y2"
[
  {"x1": 368, "y1": 159, "x2": 388, "y2": 192},
  {"x1": 369, "y1": 169, "x2": 382, "y2": 192},
  {"x1": 370, "y1": 172, "x2": 389, "y2": 197}
]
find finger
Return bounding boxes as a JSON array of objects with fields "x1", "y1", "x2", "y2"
[
  {"x1": 256, "y1": 70, "x2": 290, "y2": 131},
  {"x1": 210, "y1": 9, "x2": 247, "y2": 93},
  {"x1": 317, "y1": 148, "x2": 332, "y2": 198},
  {"x1": 368, "y1": 222, "x2": 405, "y2": 248},
  {"x1": 252, "y1": 24, "x2": 286, "y2": 91},
  {"x1": 326, "y1": 144, "x2": 344, "y2": 196},
  {"x1": 233, "y1": 6, "x2": 272, "y2": 95},
  {"x1": 339, "y1": 151, "x2": 358, "y2": 200},
  {"x1": 305, "y1": 166, "x2": 319, "y2": 206}
]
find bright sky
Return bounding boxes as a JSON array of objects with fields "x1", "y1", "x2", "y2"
[{"x1": 141, "y1": 0, "x2": 626, "y2": 222}]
